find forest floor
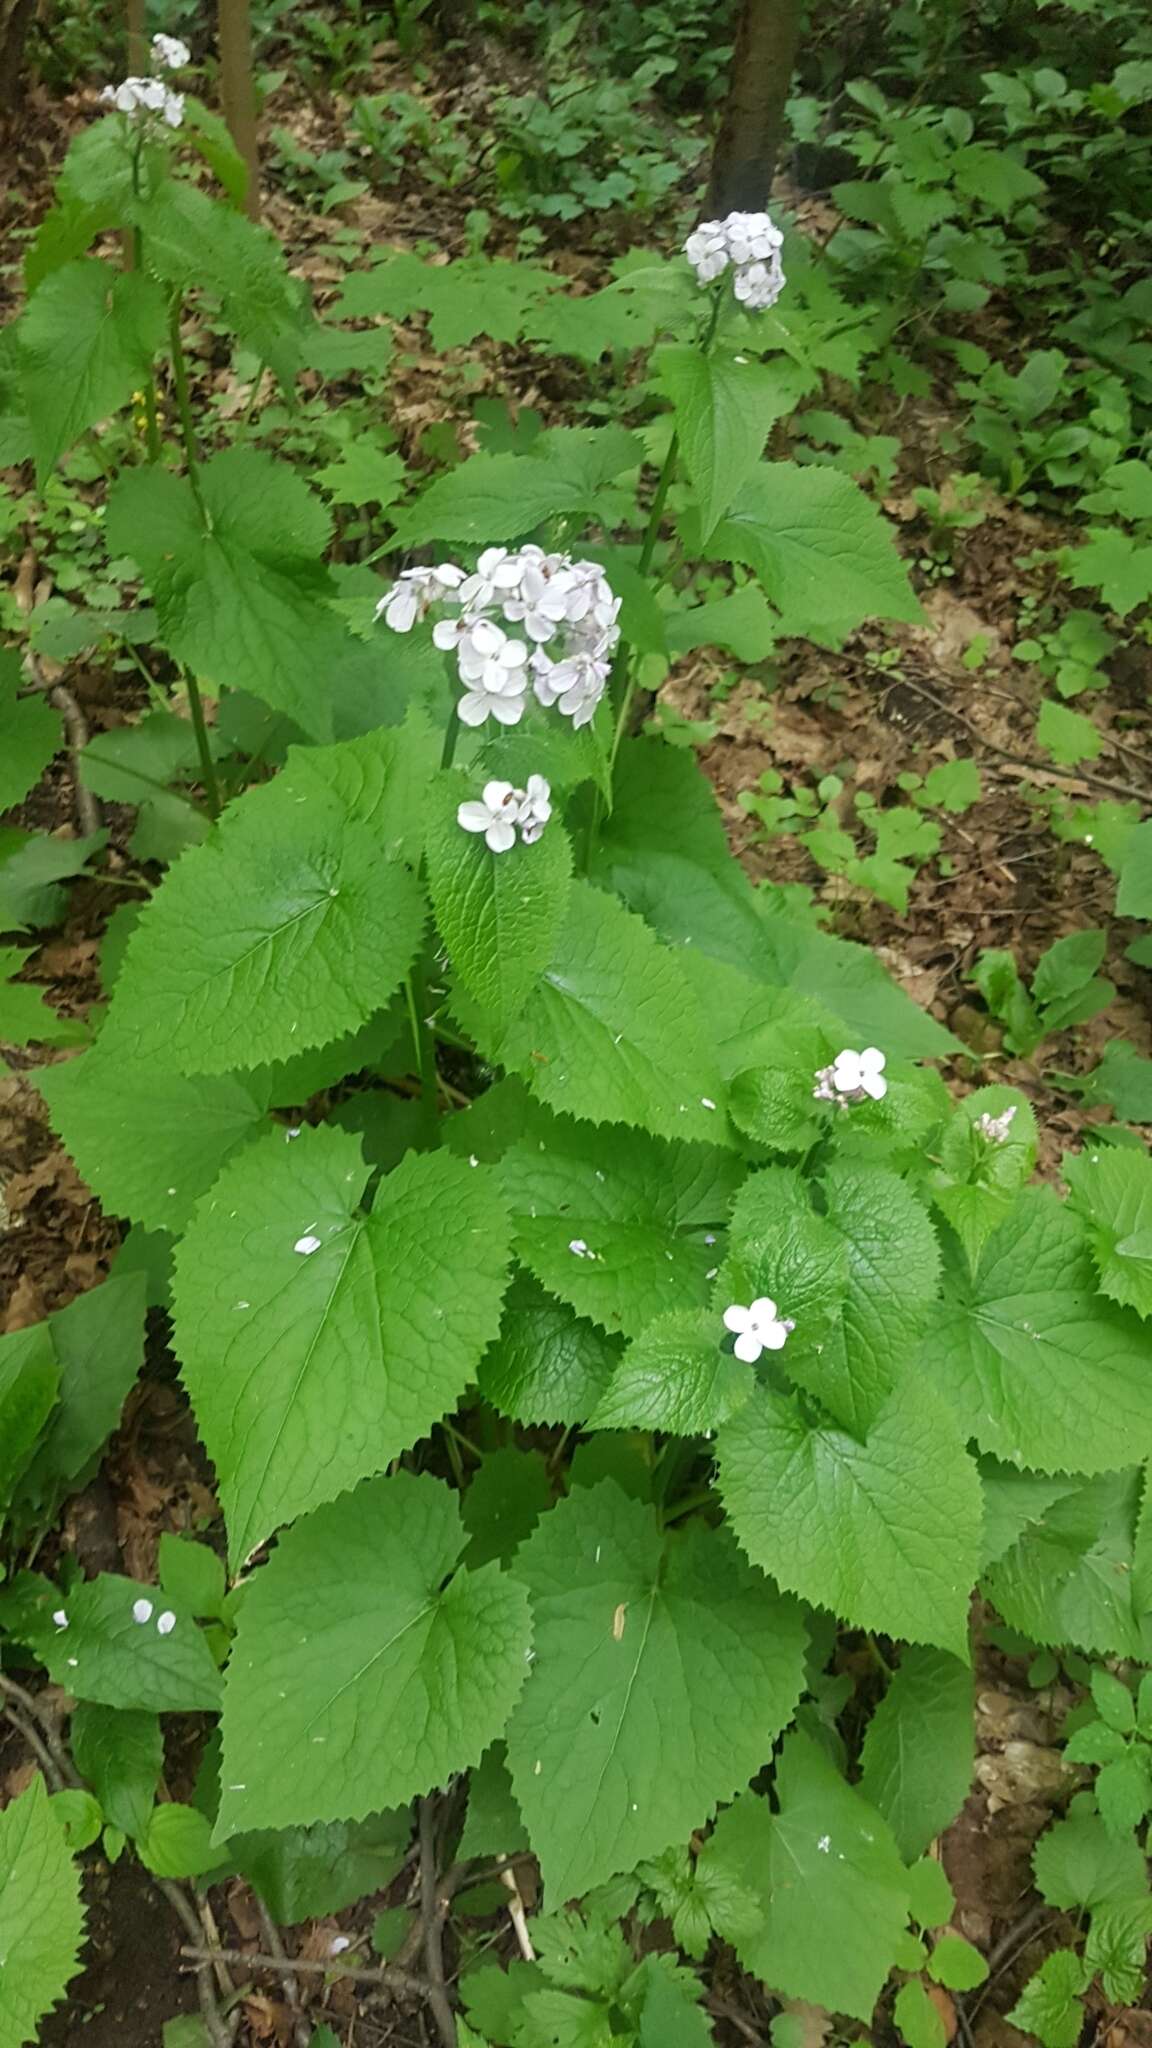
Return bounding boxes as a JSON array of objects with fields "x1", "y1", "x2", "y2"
[{"x1": 2, "y1": 32, "x2": 1151, "y2": 2048}]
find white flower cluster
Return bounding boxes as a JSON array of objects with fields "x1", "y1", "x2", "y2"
[
  {"x1": 377, "y1": 546, "x2": 621, "y2": 731},
  {"x1": 975, "y1": 1104, "x2": 1017, "y2": 1144},
  {"x1": 100, "y1": 33, "x2": 189, "y2": 127},
  {"x1": 151, "y1": 32, "x2": 191, "y2": 68},
  {"x1": 813, "y1": 1046, "x2": 888, "y2": 1107},
  {"x1": 684, "y1": 210, "x2": 785, "y2": 312},
  {"x1": 458, "y1": 776, "x2": 551, "y2": 853}
]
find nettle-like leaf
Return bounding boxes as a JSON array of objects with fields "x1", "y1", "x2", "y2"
[
  {"x1": 0, "y1": 650, "x2": 61, "y2": 812},
  {"x1": 37, "y1": 1048, "x2": 272, "y2": 1234},
  {"x1": 0, "y1": 1775, "x2": 86, "y2": 2048},
  {"x1": 425, "y1": 771, "x2": 572, "y2": 1032},
  {"x1": 216, "y1": 1472, "x2": 532, "y2": 1836},
  {"x1": 814, "y1": 1166, "x2": 942, "y2": 1434},
  {"x1": 705, "y1": 462, "x2": 921, "y2": 639},
  {"x1": 20, "y1": 259, "x2": 167, "y2": 481},
  {"x1": 654, "y1": 345, "x2": 791, "y2": 542},
  {"x1": 229, "y1": 1809, "x2": 411, "y2": 1926},
  {"x1": 133, "y1": 179, "x2": 305, "y2": 386},
  {"x1": 100, "y1": 776, "x2": 425, "y2": 1077},
  {"x1": 983, "y1": 1469, "x2": 1149, "y2": 1659},
  {"x1": 589, "y1": 1308, "x2": 752, "y2": 1436},
  {"x1": 0, "y1": 1334, "x2": 57, "y2": 1516},
  {"x1": 505, "y1": 1478, "x2": 807, "y2": 1901},
  {"x1": 701, "y1": 1733, "x2": 910, "y2": 2022},
  {"x1": 280, "y1": 714, "x2": 438, "y2": 868},
  {"x1": 478, "y1": 1273, "x2": 623, "y2": 1426},
  {"x1": 595, "y1": 741, "x2": 956, "y2": 1060},
  {"x1": 107, "y1": 449, "x2": 350, "y2": 741},
  {"x1": 395, "y1": 426, "x2": 640, "y2": 545},
  {"x1": 25, "y1": 1572, "x2": 222, "y2": 1712},
  {"x1": 1033, "y1": 1807, "x2": 1148, "y2": 1912},
  {"x1": 465, "y1": 880, "x2": 726, "y2": 1144},
  {"x1": 1065, "y1": 1146, "x2": 1152, "y2": 1320},
  {"x1": 173, "y1": 1125, "x2": 512, "y2": 1563},
  {"x1": 1007, "y1": 1951, "x2": 1089, "y2": 2048},
  {"x1": 859, "y1": 1648, "x2": 974, "y2": 1861},
  {"x1": 715, "y1": 1167, "x2": 848, "y2": 1402},
  {"x1": 6, "y1": 1272, "x2": 146, "y2": 1512},
  {"x1": 501, "y1": 1109, "x2": 741, "y2": 1339},
  {"x1": 335, "y1": 250, "x2": 559, "y2": 348},
  {"x1": 71, "y1": 1704, "x2": 163, "y2": 1843},
  {"x1": 927, "y1": 1189, "x2": 1152, "y2": 1475},
  {"x1": 718, "y1": 1374, "x2": 982, "y2": 1656}
]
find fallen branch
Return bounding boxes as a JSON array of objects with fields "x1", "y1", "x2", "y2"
[
  {"x1": 178, "y1": 1944, "x2": 431, "y2": 1995},
  {"x1": 162, "y1": 1888, "x2": 238, "y2": 2048}
]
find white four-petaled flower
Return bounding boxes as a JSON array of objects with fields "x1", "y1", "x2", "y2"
[
  {"x1": 813, "y1": 1046, "x2": 887, "y2": 1107},
  {"x1": 517, "y1": 774, "x2": 552, "y2": 844},
  {"x1": 457, "y1": 777, "x2": 552, "y2": 852},
  {"x1": 457, "y1": 780, "x2": 521, "y2": 853},
  {"x1": 723, "y1": 1298, "x2": 794, "y2": 1362}
]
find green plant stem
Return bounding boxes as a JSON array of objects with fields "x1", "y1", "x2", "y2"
[
  {"x1": 181, "y1": 672, "x2": 222, "y2": 820},
  {"x1": 440, "y1": 712, "x2": 460, "y2": 771},
  {"x1": 867, "y1": 1632, "x2": 895, "y2": 1679},
  {"x1": 663, "y1": 1486, "x2": 717, "y2": 1527},
  {"x1": 583, "y1": 291, "x2": 727, "y2": 869},
  {"x1": 167, "y1": 300, "x2": 205, "y2": 510},
  {"x1": 240, "y1": 362, "x2": 267, "y2": 434},
  {"x1": 128, "y1": 133, "x2": 163, "y2": 463},
  {"x1": 636, "y1": 429, "x2": 680, "y2": 584},
  {"x1": 405, "y1": 962, "x2": 439, "y2": 1124}
]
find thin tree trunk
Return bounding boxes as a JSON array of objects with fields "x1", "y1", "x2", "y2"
[
  {"x1": 708, "y1": 0, "x2": 805, "y2": 215},
  {"x1": 217, "y1": 0, "x2": 261, "y2": 219},
  {"x1": 126, "y1": 0, "x2": 146, "y2": 73},
  {"x1": 0, "y1": 0, "x2": 38, "y2": 114}
]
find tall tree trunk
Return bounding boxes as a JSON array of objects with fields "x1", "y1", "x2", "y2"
[
  {"x1": 708, "y1": 0, "x2": 805, "y2": 215},
  {"x1": 126, "y1": 0, "x2": 146, "y2": 73},
  {"x1": 0, "y1": 0, "x2": 38, "y2": 114},
  {"x1": 218, "y1": 0, "x2": 261, "y2": 219}
]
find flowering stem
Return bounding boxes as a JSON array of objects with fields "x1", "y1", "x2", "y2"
[
  {"x1": 439, "y1": 714, "x2": 459, "y2": 772},
  {"x1": 167, "y1": 299, "x2": 205, "y2": 512},
  {"x1": 637, "y1": 431, "x2": 680, "y2": 584},
  {"x1": 128, "y1": 137, "x2": 162, "y2": 462}
]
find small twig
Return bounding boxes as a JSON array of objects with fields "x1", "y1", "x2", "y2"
[
  {"x1": 199, "y1": 1896, "x2": 239, "y2": 2013},
  {"x1": 419, "y1": 1797, "x2": 458, "y2": 2048},
  {"x1": 970, "y1": 1901, "x2": 1056, "y2": 2015},
  {"x1": 0, "y1": 1674, "x2": 79, "y2": 1788},
  {"x1": 163, "y1": 1890, "x2": 234, "y2": 2048},
  {"x1": 705, "y1": 1995, "x2": 766, "y2": 2044},
  {"x1": 878, "y1": 668, "x2": 1150, "y2": 806},
  {"x1": 498, "y1": 1857, "x2": 536, "y2": 1962},
  {"x1": 2, "y1": 1705, "x2": 66, "y2": 1788},
  {"x1": 257, "y1": 1903, "x2": 309, "y2": 2048},
  {"x1": 179, "y1": 1945, "x2": 431, "y2": 1994}
]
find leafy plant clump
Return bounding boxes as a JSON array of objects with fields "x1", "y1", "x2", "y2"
[{"x1": 2, "y1": 24, "x2": 1152, "y2": 2048}]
